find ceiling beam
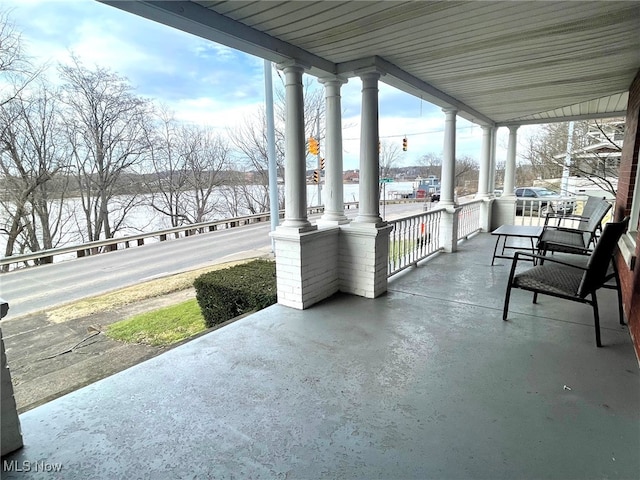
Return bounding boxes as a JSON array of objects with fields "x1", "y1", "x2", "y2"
[{"x1": 498, "y1": 110, "x2": 627, "y2": 127}]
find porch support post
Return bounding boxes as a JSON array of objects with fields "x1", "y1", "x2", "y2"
[
  {"x1": 439, "y1": 108, "x2": 460, "y2": 252},
  {"x1": 493, "y1": 125, "x2": 519, "y2": 227},
  {"x1": 318, "y1": 75, "x2": 349, "y2": 226},
  {"x1": 440, "y1": 108, "x2": 457, "y2": 207},
  {"x1": 477, "y1": 125, "x2": 493, "y2": 231},
  {"x1": 272, "y1": 60, "x2": 338, "y2": 311},
  {"x1": 279, "y1": 61, "x2": 314, "y2": 232},
  {"x1": 354, "y1": 71, "x2": 384, "y2": 226},
  {"x1": 503, "y1": 125, "x2": 519, "y2": 198},
  {"x1": 477, "y1": 126, "x2": 492, "y2": 199},
  {"x1": 340, "y1": 69, "x2": 392, "y2": 299},
  {"x1": 489, "y1": 127, "x2": 497, "y2": 193}
]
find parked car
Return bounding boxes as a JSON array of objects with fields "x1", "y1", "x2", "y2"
[{"x1": 515, "y1": 187, "x2": 573, "y2": 215}]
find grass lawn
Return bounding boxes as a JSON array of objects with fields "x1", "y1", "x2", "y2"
[
  {"x1": 106, "y1": 298, "x2": 206, "y2": 347},
  {"x1": 389, "y1": 238, "x2": 417, "y2": 260}
]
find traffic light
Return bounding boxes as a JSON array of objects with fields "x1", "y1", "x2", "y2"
[
  {"x1": 308, "y1": 137, "x2": 319, "y2": 155},
  {"x1": 313, "y1": 170, "x2": 319, "y2": 183},
  {"x1": 402, "y1": 137, "x2": 408, "y2": 151},
  {"x1": 320, "y1": 158, "x2": 325, "y2": 170}
]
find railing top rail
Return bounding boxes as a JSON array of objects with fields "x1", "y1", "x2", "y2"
[
  {"x1": 0, "y1": 210, "x2": 281, "y2": 266},
  {"x1": 386, "y1": 206, "x2": 446, "y2": 225},
  {"x1": 2, "y1": 198, "x2": 440, "y2": 268}
]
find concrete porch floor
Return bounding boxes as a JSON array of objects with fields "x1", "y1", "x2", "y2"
[{"x1": 3, "y1": 233, "x2": 639, "y2": 479}]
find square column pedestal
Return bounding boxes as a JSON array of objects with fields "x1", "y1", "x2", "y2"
[
  {"x1": 339, "y1": 223, "x2": 393, "y2": 299},
  {"x1": 491, "y1": 197, "x2": 517, "y2": 230},
  {"x1": 271, "y1": 226, "x2": 340, "y2": 310},
  {"x1": 271, "y1": 223, "x2": 393, "y2": 310}
]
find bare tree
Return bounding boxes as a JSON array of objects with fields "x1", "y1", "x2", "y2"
[
  {"x1": 59, "y1": 56, "x2": 151, "y2": 242},
  {"x1": 143, "y1": 107, "x2": 192, "y2": 227},
  {"x1": 228, "y1": 74, "x2": 323, "y2": 213},
  {"x1": 418, "y1": 153, "x2": 442, "y2": 178},
  {"x1": 0, "y1": 9, "x2": 38, "y2": 107},
  {"x1": 379, "y1": 140, "x2": 402, "y2": 195},
  {"x1": 180, "y1": 124, "x2": 230, "y2": 224},
  {"x1": 0, "y1": 84, "x2": 73, "y2": 267},
  {"x1": 454, "y1": 155, "x2": 479, "y2": 195},
  {"x1": 519, "y1": 120, "x2": 621, "y2": 196}
]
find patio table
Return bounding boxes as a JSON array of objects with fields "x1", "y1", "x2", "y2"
[{"x1": 490, "y1": 225, "x2": 543, "y2": 266}]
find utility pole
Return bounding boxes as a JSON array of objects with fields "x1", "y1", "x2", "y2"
[
  {"x1": 561, "y1": 121, "x2": 574, "y2": 196},
  {"x1": 316, "y1": 108, "x2": 322, "y2": 206},
  {"x1": 264, "y1": 60, "x2": 279, "y2": 252}
]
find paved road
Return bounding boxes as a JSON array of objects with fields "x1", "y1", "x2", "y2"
[{"x1": 0, "y1": 202, "x2": 427, "y2": 319}]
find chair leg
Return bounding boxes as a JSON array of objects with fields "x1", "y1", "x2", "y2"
[
  {"x1": 503, "y1": 258, "x2": 520, "y2": 321},
  {"x1": 612, "y1": 260, "x2": 625, "y2": 325},
  {"x1": 533, "y1": 292, "x2": 538, "y2": 304},
  {"x1": 503, "y1": 285, "x2": 512, "y2": 321},
  {"x1": 592, "y1": 292, "x2": 602, "y2": 348}
]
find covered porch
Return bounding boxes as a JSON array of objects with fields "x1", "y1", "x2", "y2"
[
  {"x1": 1, "y1": 1, "x2": 639, "y2": 472},
  {"x1": 3, "y1": 232, "x2": 638, "y2": 479}
]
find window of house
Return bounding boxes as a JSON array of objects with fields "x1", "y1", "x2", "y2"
[{"x1": 618, "y1": 113, "x2": 638, "y2": 270}]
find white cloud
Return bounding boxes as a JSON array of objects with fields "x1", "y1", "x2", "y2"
[
  {"x1": 4, "y1": 0, "x2": 499, "y2": 173},
  {"x1": 171, "y1": 97, "x2": 262, "y2": 130}
]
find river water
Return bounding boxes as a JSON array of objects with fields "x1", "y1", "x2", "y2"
[{"x1": 1, "y1": 181, "x2": 418, "y2": 258}]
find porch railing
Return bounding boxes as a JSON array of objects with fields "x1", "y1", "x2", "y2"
[
  {"x1": 457, "y1": 199, "x2": 482, "y2": 240},
  {"x1": 387, "y1": 207, "x2": 444, "y2": 277},
  {"x1": 516, "y1": 197, "x2": 576, "y2": 226}
]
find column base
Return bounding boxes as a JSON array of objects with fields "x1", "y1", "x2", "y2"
[
  {"x1": 351, "y1": 216, "x2": 386, "y2": 228},
  {"x1": 279, "y1": 221, "x2": 317, "y2": 233},
  {"x1": 317, "y1": 213, "x2": 350, "y2": 227},
  {"x1": 339, "y1": 223, "x2": 393, "y2": 298}
]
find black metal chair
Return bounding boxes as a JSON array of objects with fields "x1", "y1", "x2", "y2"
[
  {"x1": 503, "y1": 217, "x2": 629, "y2": 347},
  {"x1": 537, "y1": 198, "x2": 611, "y2": 255},
  {"x1": 544, "y1": 196, "x2": 605, "y2": 232}
]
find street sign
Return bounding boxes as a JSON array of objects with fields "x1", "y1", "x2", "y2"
[{"x1": 380, "y1": 178, "x2": 393, "y2": 183}]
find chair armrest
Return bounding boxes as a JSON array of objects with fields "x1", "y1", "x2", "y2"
[
  {"x1": 542, "y1": 224, "x2": 587, "y2": 235},
  {"x1": 544, "y1": 212, "x2": 585, "y2": 226},
  {"x1": 512, "y1": 251, "x2": 589, "y2": 270},
  {"x1": 538, "y1": 237, "x2": 592, "y2": 255}
]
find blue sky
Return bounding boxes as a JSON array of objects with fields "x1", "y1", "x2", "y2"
[{"x1": 5, "y1": 0, "x2": 522, "y2": 170}]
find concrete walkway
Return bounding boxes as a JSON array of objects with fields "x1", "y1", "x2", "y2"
[
  {"x1": 2, "y1": 233, "x2": 639, "y2": 479},
  {"x1": 1, "y1": 289, "x2": 194, "y2": 413}
]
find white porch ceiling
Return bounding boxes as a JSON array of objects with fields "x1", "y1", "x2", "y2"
[{"x1": 106, "y1": 1, "x2": 640, "y2": 127}]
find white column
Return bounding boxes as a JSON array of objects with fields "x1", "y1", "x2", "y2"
[
  {"x1": 489, "y1": 127, "x2": 497, "y2": 193},
  {"x1": 440, "y1": 108, "x2": 457, "y2": 206},
  {"x1": 477, "y1": 125, "x2": 495, "y2": 232},
  {"x1": 476, "y1": 125, "x2": 492, "y2": 199},
  {"x1": 503, "y1": 125, "x2": 519, "y2": 198},
  {"x1": 279, "y1": 61, "x2": 313, "y2": 231},
  {"x1": 354, "y1": 71, "x2": 383, "y2": 226},
  {"x1": 319, "y1": 76, "x2": 349, "y2": 225},
  {"x1": 438, "y1": 108, "x2": 460, "y2": 252}
]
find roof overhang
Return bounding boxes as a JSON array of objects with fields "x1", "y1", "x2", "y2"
[{"x1": 102, "y1": 1, "x2": 640, "y2": 127}]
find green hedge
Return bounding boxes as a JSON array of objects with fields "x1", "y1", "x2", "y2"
[{"x1": 194, "y1": 259, "x2": 277, "y2": 328}]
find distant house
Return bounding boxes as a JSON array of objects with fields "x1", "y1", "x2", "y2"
[
  {"x1": 554, "y1": 119, "x2": 624, "y2": 176},
  {"x1": 343, "y1": 170, "x2": 359, "y2": 183}
]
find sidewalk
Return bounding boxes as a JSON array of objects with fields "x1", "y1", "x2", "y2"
[{"x1": 1, "y1": 248, "x2": 271, "y2": 413}]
